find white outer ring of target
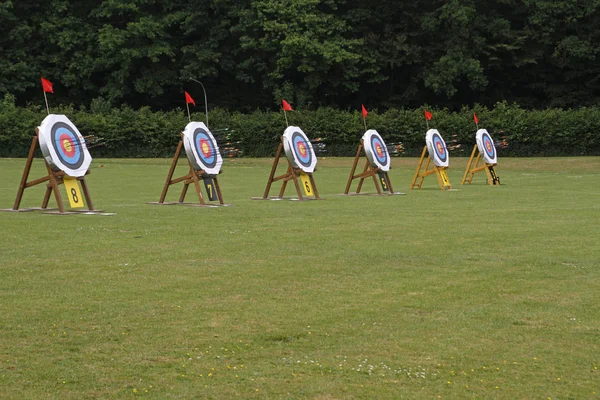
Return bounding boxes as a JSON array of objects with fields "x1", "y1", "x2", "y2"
[
  {"x1": 425, "y1": 129, "x2": 450, "y2": 168},
  {"x1": 475, "y1": 129, "x2": 497, "y2": 165},
  {"x1": 282, "y1": 126, "x2": 317, "y2": 173},
  {"x1": 182, "y1": 121, "x2": 223, "y2": 175},
  {"x1": 38, "y1": 114, "x2": 92, "y2": 177},
  {"x1": 362, "y1": 129, "x2": 390, "y2": 172}
]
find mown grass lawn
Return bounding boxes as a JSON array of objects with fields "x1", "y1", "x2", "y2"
[{"x1": 1, "y1": 156, "x2": 599, "y2": 399}]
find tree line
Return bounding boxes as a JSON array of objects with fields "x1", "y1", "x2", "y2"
[{"x1": 1, "y1": 0, "x2": 599, "y2": 112}]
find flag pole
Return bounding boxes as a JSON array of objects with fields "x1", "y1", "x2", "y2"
[
  {"x1": 363, "y1": 115, "x2": 367, "y2": 132},
  {"x1": 426, "y1": 119, "x2": 429, "y2": 130},
  {"x1": 186, "y1": 101, "x2": 191, "y2": 122},
  {"x1": 43, "y1": 91, "x2": 50, "y2": 115},
  {"x1": 284, "y1": 109, "x2": 289, "y2": 127},
  {"x1": 189, "y1": 78, "x2": 209, "y2": 127}
]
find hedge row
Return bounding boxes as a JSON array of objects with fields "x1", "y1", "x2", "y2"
[{"x1": 1, "y1": 94, "x2": 598, "y2": 158}]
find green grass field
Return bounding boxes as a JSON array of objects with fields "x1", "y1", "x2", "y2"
[{"x1": 1, "y1": 156, "x2": 599, "y2": 399}]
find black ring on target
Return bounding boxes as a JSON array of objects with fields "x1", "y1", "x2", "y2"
[
  {"x1": 370, "y1": 134, "x2": 388, "y2": 165},
  {"x1": 432, "y1": 132, "x2": 447, "y2": 163},
  {"x1": 291, "y1": 132, "x2": 313, "y2": 168},
  {"x1": 50, "y1": 122, "x2": 84, "y2": 169},
  {"x1": 482, "y1": 132, "x2": 496, "y2": 159},
  {"x1": 193, "y1": 128, "x2": 217, "y2": 168}
]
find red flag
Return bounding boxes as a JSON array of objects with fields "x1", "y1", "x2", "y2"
[
  {"x1": 361, "y1": 104, "x2": 368, "y2": 119},
  {"x1": 282, "y1": 99, "x2": 293, "y2": 111},
  {"x1": 41, "y1": 77, "x2": 53, "y2": 93},
  {"x1": 473, "y1": 112, "x2": 479, "y2": 124},
  {"x1": 424, "y1": 109, "x2": 432, "y2": 121},
  {"x1": 185, "y1": 91, "x2": 196, "y2": 106}
]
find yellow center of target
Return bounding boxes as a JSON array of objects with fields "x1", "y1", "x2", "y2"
[
  {"x1": 376, "y1": 143, "x2": 383, "y2": 157},
  {"x1": 298, "y1": 142, "x2": 307, "y2": 157},
  {"x1": 436, "y1": 142, "x2": 444, "y2": 154},
  {"x1": 201, "y1": 142, "x2": 211, "y2": 156},
  {"x1": 63, "y1": 139, "x2": 72, "y2": 153},
  {"x1": 486, "y1": 141, "x2": 492, "y2": 152}
]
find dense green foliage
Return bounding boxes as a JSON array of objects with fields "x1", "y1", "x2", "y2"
[
  {"x1": 1, "y1": 94, "x2": 598, "y2": 157},
  {"x1": 1, "y1": 0, "x2": 599, "y2": 111}
]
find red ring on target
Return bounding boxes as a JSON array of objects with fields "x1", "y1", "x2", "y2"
[{"x1": 59, "y1": 134, "x2": 76, "y2": 158}]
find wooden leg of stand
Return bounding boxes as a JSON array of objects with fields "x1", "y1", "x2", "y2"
[
  {"x1": 290, "y1": 168, "x2": 303, "y2": 200},
  {"x1": 410, "y1": 146, "x2": 428, "y2": 189},
  {"x1": 41, "y1": 186, "x2": 52, "y2": 209},
  {"x1": 191, "y1": 170, "x2": 205, "y2": 205},
  {"x1": 279, "y1": 165, "x2": 292, "y2": 198},
  {"x1": 308, "y1": 173, "x2": 320, "y2": 199},
  {"x1": 13, "y1": 134, "x2": 39, "y2": 210},
  {"x1": 264, "y1": 142, "x2": 283, "y2": 199},
  {"x1": 47, "y1": 169, "x2": 65, "y2": 213},
  {"x1": 418, "y1": 156, "x2": 432, "y2": 189},
  {"x1": 214, "y1": 177, "x2": 224, "y2": 204},
  {"x1": 79, "y1": 178, "x2": 95, "y2": 210},
  {"x1": 344, "y1": 143, "x2": 362, "y2": 194},
  {"x1": 461, "y1": 145, "x2": 478, "y2": 184},
  {"x1": 179, "y1": 182, "x2": 190, "y2": 203},
  {"x1": 386, "y1": 172, "x2": 395, "y2": 194},
  {"x1": 371, "y1": 166, "x2": 382, "y2": 195},
  {"x1": 159, "y1": 140, "x2": 183, "y2": 203},
  {"x1": 356, "y1": 161, "x2": 370, "y2": 193}
]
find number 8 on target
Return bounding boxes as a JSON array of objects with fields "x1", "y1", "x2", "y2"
[{"x1": 63, "y1": 177, "x2": 84, "y2": 208}]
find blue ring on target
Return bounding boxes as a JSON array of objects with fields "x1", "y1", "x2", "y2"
[
  {"x1": 482, "y1": 133, "x2": 496, "y2": 159},
  {"x1": 370, "y1": 135, "x2": 388, "y2": 165},
  {"x1": 432, "y1": 133, "x2": 447, "y2": 163},
  {"x1": 50, "y1": 122, "x2": 84, "y2": 169},
  {"x1": 292, "y1": 132, "x2": 312, "y2": 167},
  {"x1": 193, "y1": 128, "x2": 217, "y2": 168}
]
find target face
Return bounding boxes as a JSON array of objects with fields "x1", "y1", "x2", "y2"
[
  {"x1": 183, "y1": 122, "x2": 223, "y2": 175},
  {"x1": 38, "y1": 114, "x2": 91, "y2": 177},
  {"x1": 282, "y1": 126, "x2": 317, "y2": 173},
  {"x1": 425, "y1": 129, "x2": 449, "y2": 167},
  {"x1": 476, "y1": 129, "x2": 497, "y2": 164},
  {"x1": 362, "y1": 129, "x2": 390, "y2": 171}
]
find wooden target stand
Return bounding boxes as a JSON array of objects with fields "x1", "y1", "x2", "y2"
[
  {"x1": 147, "y1": 134, "x2": 227, "y2": 207},
  {"x1": 461, "y1": 145, "x2": 500, "y2": 185},
  {"x1": 0, "y1": 129, "x2": 100, "y2": 215},
  {"x1": 344, "y1": 140, "x2": 396, "y2": 195},
  {"x1": 410, "y1": 145, "x2": 452, "y2": 191},
  {"x1": 254, "y1": 137, "x2": 321, "y2": 201}
]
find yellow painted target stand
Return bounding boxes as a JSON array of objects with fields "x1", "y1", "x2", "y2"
[
  {"x1": 1, "y1": 114, "x2": 107, "y2": 215},
  {"x1": 148, "y1": 122, "x2": 230, "y2": 207},
  {"x1": 344, "y1": 130, "x2": 403, "y2": 196},
  {"x1": 253, "y1": 126, "x2": 321, "y2": 201},
  {"x1": 461, "y1": 129, "x2": 500, "y2": 186},
  {"x1": 410, "y1": 129, "x2": 452, "y2": 191}
]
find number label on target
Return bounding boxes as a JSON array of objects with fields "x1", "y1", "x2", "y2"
[
  {"x1": 182, "y1": 122, "x2": 223, "y2": 175},
  {"x1": 362, "y1": 130, "x2": 391, "y2": 172},
  {"x1": 299, "y1": 172, "x2": 314, "y2": 197},
  {"x1": 475, "y1": 129, "x2": 497, "y2": 164},
  {"x1": 425, "y1": 129, "x2": 449, "y2": 168},
  {"x1": 63, "y1": 177, "x2": 84, "y2": 208},
  {"x1": 377, "y1": 171, "x2": 390, "y2": 192},
  {"x1": 282, "y1": 126, "x2": 317, "y2": 173},
  {"x1": 38, "y1": 114, "x2": 92, "y2": 177},
  {"x1": 202, "y1": 176, "x2": 218, "y2": 201}
]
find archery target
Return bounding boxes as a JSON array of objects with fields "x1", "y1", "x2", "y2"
[
  {"x1": 183, "y1": 122, "x2": 223, "y2": 175},
  {"x1": 362, "y1": 129, "x2": 390, "y2": 171},
  {"x1": 282, "y1": 126, "x2": 317, "y2": 173},
  {"x1": 38, "y1": 114, "x2": 91, "y2": 177},
  {"x1": 476, "y1": 129, "x2": 497, "y2": 164},
  {"x1": 425, "y1": 129, "x2": 449, "y2": 168}
]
